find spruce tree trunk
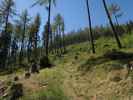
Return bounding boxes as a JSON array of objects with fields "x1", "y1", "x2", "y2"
[
  {"x1": 19, "y1": 34, "x2": 25, "y2": 64},
  {"x1": 59, "y1": 25, "x2": 63, "y2": 55},
  {"x1": 54, "y1": 31, "x2": 58, "y2": 54},
  {"x1": 45, "y1": 0, "x2": 51, "y2": 57},
  {"x1": 19, "y1": 17, "x2": 26, "y2": 64},
  {"x1": 27, "y1": 37, "x2": 31, "y2": 62},
  {"x1": 62, "y1": 31, "x2": 66, "y2": 53},
  {"x1": 3, "y1": 2, "x2": 10, "y2": 68},
  {"x1": 34, "y1": 32, "x2": 38, "y2": 60}
]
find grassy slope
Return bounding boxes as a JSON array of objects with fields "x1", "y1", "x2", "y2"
[{"x1": 1, "y1": 32, "x2": 133, "y2": 100}]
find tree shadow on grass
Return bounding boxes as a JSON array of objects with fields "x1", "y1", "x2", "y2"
[
  {"x1": 103, "y1": 50, "x2": 133, "y2": 64},
  {"x1": 78, "y1": 56, "x2": 110, "y2": 72},
  {"x1": 78, "y1": 50, "x2": 133, "y2": 72}
]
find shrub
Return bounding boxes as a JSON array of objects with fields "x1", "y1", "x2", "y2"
[
  {"x1": 74, "y1": 55, "x2": 78, "y2": 60},
  {"x1": 14, "y1": 76, "x2": 19, "y2": 81},
  {"x1": 31, "y1": 62, "x2": 39, "y2": 73},
  {"x1": 24, "y1": 72, "x2": 31, "y2": 79},
  {"x1": 40, "y1": 56, "x2": 52, "y2": 69},
  {"x1": 9, "y1": 82, "x2": 23, "y2": 100}
]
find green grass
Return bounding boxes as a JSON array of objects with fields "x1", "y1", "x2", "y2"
[
  {"x1": 1, "y1": 32, "x2": 133, "y2": 100},
  {"x1": 22, "y1": 82, "x2": 68, "y2": 100}
]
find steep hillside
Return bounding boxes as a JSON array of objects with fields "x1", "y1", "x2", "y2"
[{"x1": 1, "y1": 33, "x2": 133, "y2": 100}]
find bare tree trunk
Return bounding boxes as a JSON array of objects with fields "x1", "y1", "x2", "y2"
[
  {"x1": 102, "y1": 0, "x2": 122, "y2": 48},
  {"x1": 86, "y1": 0, "x2": 95, "y2": 53}
]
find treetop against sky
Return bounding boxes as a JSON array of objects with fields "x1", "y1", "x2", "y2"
[{"x1": 3, "y1": 0, "x2": 133, "y2": 33}]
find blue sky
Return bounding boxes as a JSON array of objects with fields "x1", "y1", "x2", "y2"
[{"x1": 15, "y1": 0, "x2": 133, "y2": 33}]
